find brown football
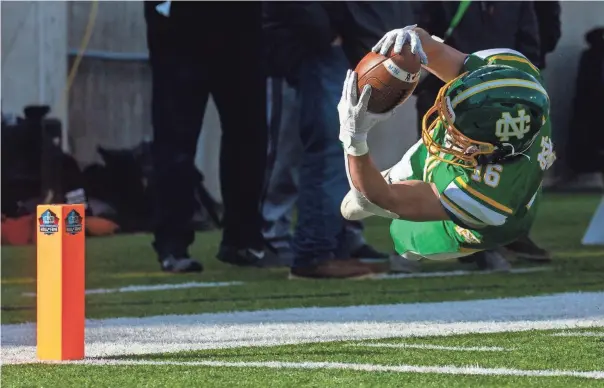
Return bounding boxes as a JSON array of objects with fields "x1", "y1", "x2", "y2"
[{"x1": 354, "y1": 44, "x2": 422, "y2": 113}]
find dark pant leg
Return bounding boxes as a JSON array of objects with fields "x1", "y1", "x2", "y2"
[
  {"x1": 146, "y1": 33, "x2": 209, "y2": 258},
  {"x1": 209, "y1": 27, "x2": 267, "y2": 249},
  {"x1": 262, "y1": 78, "x2": 303, "y2": 252},
  {"x1": 292, "y1": 47, "x2": 350, "y2": 266}
]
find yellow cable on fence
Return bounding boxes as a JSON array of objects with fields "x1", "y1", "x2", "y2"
[
  {"x1": 57, "y1": 0, "x2": 99, "y2": 118},
  {"x1": 43, "y1": 0, "x2": 98, "y2": 204}
]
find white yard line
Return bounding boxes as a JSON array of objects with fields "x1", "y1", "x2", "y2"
[
  {"x1": 375, "y1": 267, "x2": 550, "y2": 280},
  {"x1": 2, "y1": 292, "x2": 603, "y2": 365},
  {"x1": 349, "y1": 343, "x2": 510, "y2": 352},
  {"x1": 17, "y1": 267, "x2": 551, "y2": 297},
  {"x1": 16, "y1": 267, "x2": 552, "y2": 297},
  {"x1": 22, "y1": 281, "x2": 244, "y2": 297},
  {"x1": 66, "y1": 359, "x2": 604, "y2": 380},
  {"x1": 551, "y1": 331, "x2": 604, "y2": 337}
]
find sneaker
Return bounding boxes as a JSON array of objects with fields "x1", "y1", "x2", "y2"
[
  {"x1": 217, "y1": 244, "x2": 288, "y2": 268},
  {"x1": 504, "y1": 235, "x2": 551, "y2": 263},
  {"x1": 289, "y1": 258, "x2": 382, "y2": 280},
  {"x1": 160, "y1": 255, "x2": 203, "y2": 273},
  {"x1": 474, "y1": 249, "x2": 511, "y2": 272},
  {"x1": 389, "y1": 254, "x2": 422, "y2": 273}
]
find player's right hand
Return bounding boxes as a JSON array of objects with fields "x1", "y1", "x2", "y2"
[
  {"x1": 372, "y1": 25, "x2": 428, "y2": 65},
  {"x1": 338, "y1": 70, "x2": 394, "y2": 156}
]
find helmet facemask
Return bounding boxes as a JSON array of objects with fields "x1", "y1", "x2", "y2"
[{"x1": 421, "y1": 73, "x2": 497, "y2": 169}]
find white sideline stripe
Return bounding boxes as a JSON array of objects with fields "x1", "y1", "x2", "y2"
[
  {"x1": 22, "y1": 281, "x2": 244, "y2": 297},
  {"x1": 2, "y1": 292, "x2": 603, "y2": 364},
  {"x1": 551, "y1": 331, "x2": 604, "y2": 337},
  {"x1": 67, "y1": 360, "x2": 604, "y2": 380},
  {"x1": 350, "y1": 343, "x2": 510, "y2": 352},
  {"x1": 375, "y1": 267, "x2": 550, "y2": 280}
]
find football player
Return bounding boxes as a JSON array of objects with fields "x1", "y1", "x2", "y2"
[{"x1": 339, "y1": 25, "x2": 556, "y2": 264}]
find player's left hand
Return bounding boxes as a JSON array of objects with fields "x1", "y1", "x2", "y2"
[
  {"x1": 338, "y1": 70, "x2": 394, "y2": 156},
  {"x1": 372, "y1": 25, "x2": 428, "y2": 65}
]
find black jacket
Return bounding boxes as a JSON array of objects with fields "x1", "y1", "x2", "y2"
[
  {"x1": 533, "y1": 1, "x2": 562, "y2": 69},
  {"x1": 567, "y1": 27, "x2": 604, "y2": 172},
  {"x1": 144, "y1": 2, "x2": 263, "y2": 56},
  {"x1": 263, "y1": 1, "x2": 413, "y2": 82},
  {"x1": 414, "y1": 1, "x2": 540, "y2": 96},
  {"x1": 417, "y1": 1, "x2": 540, "y2": 63}
]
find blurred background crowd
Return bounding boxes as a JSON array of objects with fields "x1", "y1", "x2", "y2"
[{"x1": 2, "y1": 1, "x2": 603, "y2": 279}]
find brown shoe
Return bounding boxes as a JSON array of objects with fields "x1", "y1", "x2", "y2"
[{"x1": 289, "y1": 258, "x2": 381, "y2": 280}]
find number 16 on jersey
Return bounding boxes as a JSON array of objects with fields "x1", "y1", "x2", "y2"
[{"x1": 471, "y1": 164, "x2": 503, "y2": 188}]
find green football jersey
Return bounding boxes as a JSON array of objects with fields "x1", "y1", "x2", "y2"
[{"x1": 390, "y1": 49, "x2": 556, "y2": 258}]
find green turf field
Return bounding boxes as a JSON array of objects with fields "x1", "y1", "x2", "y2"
[
  {"x1": 4, "y1": 328, "x2": 604, "y2": 387},
  {"x1": 2, "y1": 194, "x2": 603, "y2": 386}
]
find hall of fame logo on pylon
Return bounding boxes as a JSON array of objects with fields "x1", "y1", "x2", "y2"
[
  {"x1": 65, "y1": 209, "x2": 83, "y2": 235},
  {"x1": 39, "y1": 209, "x2": 59, "y2": 235}
]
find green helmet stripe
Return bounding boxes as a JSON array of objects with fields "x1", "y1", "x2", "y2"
[{"x1": 451, "y1": 79, "x2": 548, "y2": 108}]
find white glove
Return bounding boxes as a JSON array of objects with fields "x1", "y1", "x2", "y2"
[
  {"x1": 372, "y1": 25, "x2": 428, "y2": 65},
  {"x1": 338, "y1": 70, "x2": 394, "y2": 156}
]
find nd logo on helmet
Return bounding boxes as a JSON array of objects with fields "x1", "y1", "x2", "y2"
[{"x1": 495, "y1": 109, "x2": 531, "y2": 142}]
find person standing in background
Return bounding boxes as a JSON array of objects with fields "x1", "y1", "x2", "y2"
[
  {"x1": 263, "y1": 2, "x2": 413, "y2": 279},
  {"x1": 144, "y1": 1, "x2": 279, "y2": 273},
  {"x1": 539, "y1": 2, "x2": 602, "y2": 193},
  {"x1": 503, "y1": 1, "x2": 562, "y2": 263},
  {"x1": 559, "y1": 28, "x2": 604, "y2": 193}
]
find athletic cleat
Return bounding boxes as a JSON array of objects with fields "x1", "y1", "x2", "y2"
[
  {"x1": 217, "y1": 245, "x2": 288, "y2": 268},
  {"x1": 389, "y1": 254, "x2": 422, "y2": 273},
  {"x1": 160, "y1": 255, "x2": 203, "y2": 273},
  {"x1": 474, "y1": 249, "x2": 512, "y2": 272}
]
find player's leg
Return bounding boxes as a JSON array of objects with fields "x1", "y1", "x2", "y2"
[
  {"x1": 390, "y1": 219, "x2": 472, "y2": 261},
  {"x1": 145, "y1": 4, "x2": 208, "y2": 272}
]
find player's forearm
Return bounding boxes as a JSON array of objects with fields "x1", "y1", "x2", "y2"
[
  {"x1": 414, "y1": 27, "x2": 468, "y2": 82},
  {"x1": 346, "y1": 154, "x2": 451, "y2": 222},
  {"x1": 346, "y1": 154, "x2": 398, "y2": 213}
]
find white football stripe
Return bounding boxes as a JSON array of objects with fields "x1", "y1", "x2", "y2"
[
  {"x1": 444, "y1": 181, "x2": 507, "y2": 226},
  {"x1": 349, "y1": 343, "x2": 510, "y2": 352},
  {"x1": 65, "y1": 360, "x2": 604, "y2": 380},
  {"x1": 440, "y1": 196, "x2": 486, "y2": 228},
  {"x1": 382, "y1": 59, "x2": 420, "y2": 83},
  {"x1": 526, "y1": 188, "x2": 539, "y2": 210}
]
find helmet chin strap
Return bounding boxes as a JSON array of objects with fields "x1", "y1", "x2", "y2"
[
  {"x1": 502, "y1": 142, "x2": 531, "y2": 162},
  {"x1": 476, "y1": 142, "x2": 531, "y2": 165}
]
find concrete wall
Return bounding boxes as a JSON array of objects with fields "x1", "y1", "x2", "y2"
[
  {"x1": 1, "y1": 1, "x2": 603, "y2": 201},
  {"x1": 67, "y1": 1, "x2": 150, "y2": 165},
  {"x1": 1, "y1": 1, "x2": 68, "y2": 148}
]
